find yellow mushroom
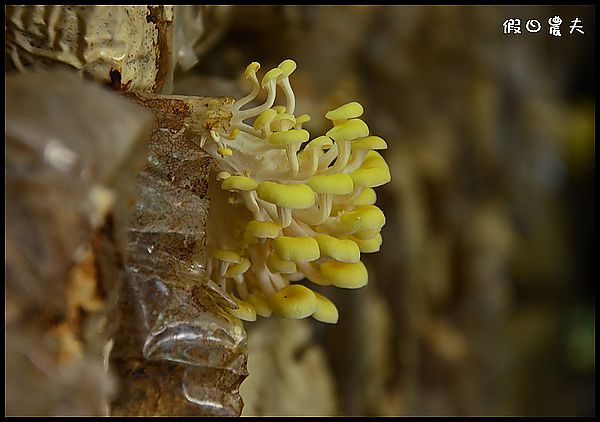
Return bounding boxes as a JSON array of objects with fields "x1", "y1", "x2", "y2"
[
  {"x1": 346, "y1": 135, "x2": 388, "y2": 172},
  {"x1": 312, "y1": 292, "x2": 339, "y2": 324},
  {"x1": 272, "y1": 105, "x2": 287, "y2": 114},
  {"x1": 267, "y1": 251, "x2": 298, "y2": 274},
  {"x1": 325, "y1": 101, "x2": 364, "y2": 126},
  {"x1": 253, "y1": 108, "x2": 278, "y2": 137},
  {"x1": 297, "y1": 136, "x2": 333, "y2": 179},
  {"x1": 226, "y1": 257, "x2": 251, "y2": 278},
  {"x1": 235, "y1": 67, "x2": 283, "y2": 123},
  {"x1": 211, "y1": 249, "x2": 242, "y2": 279},
  {"x1": 271, "y1": 113, "x2": 296, "y2": 132},
  {"x1": 243, "y1": 220, "x2": 281, "y2": 244},
  {"x1": 248, "y1": 291, "x2": 272, "y2": 317},
  {"x1": 269, "y1": 129, "x2": 310, "y2": 177},
  {"x1": 349, "y1": 150, "x2": 391, "y2": 188},
  {"x1": 228, "y1": 296, "x2": 257, "y2": 322},
  {"x1": 294, "y1": 114, "x2": 311, "y2": 130},
  {"x1": 274, "y1": 236, "x2": 320, "y2": 263},
  {"x1": 256, "y1": 181, "x2": 315, "y2": 227},
  {"x1": 349, "y1": 233, "x2": 382, "y2": 253},
  {"x1": 276, "y1": 59, "x2": 298, "y2": 114},
  {"x1": 271, "y1": 284, "x2": 317, "y2": 319},
  {"x1": 340, "y1": 204, "x2": 386, "y2": 234},
  {"x1": 326, "y1": 118, "x2": 369, "y2": 173},
  {"x1": 320, "y1": 260, "x2": 368, "y2": 289},
  {"x1": 315, "y1": 234, "x2": 360, "y2": 263},
  {"x1": 307, "y1": 173, "x2": 354, "y2": 224},
  {"x1": 221, "y1": 175, "x2": 260, "y2": 214}
]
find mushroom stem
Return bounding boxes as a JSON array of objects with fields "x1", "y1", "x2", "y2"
[
  {"x1": 278, "y1": 77, "x2": 296, "y2": 115},
  {"x1": 235, "y1": 276, "x2": 250, "y2": 300},
  {"x1": 344, "y1": 149, "x2": 370, "y2": 173},
  {"x1": 231, "y1": 77, "x2": 260, "y2": 113},
  {"x1": 248, "y1": 246, "x2": 277, "y2": 296},
  {"x1": 316, "y1": 193, "x2": 333, "y2": 224},
  {"x1": 242, "y1": 190, "x2": 260, "y2": 214},
  {"x1": 318, "y1": 143, "x2": 339, "y2": 171},
  {"x1": 277, "y1": 205, "x2": 292, "y2": 228},
  {"x1": 329, "y1": 140, "x2": 351, "y2": 174},
  {"x1": 286, "y1": 143, "x2": 300, "y2": 177},
  {"x1": 235, "y1": 81, "x2": 277, "y2": 122}
]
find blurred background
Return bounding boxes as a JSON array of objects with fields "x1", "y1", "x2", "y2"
[
  {"x1": 5, "y1": 5, "x2": 595, "y2": 416},
  {"x1": 173, "y1": 5, "x2": 595, "y2": 416}
]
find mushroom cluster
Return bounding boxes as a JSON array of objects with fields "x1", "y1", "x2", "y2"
[{"x1": 203, "y1": 59, "x2": 390, "y2": 324}]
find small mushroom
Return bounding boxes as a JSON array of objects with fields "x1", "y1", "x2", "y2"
[{"x1": 271, "y1": 284, "x2": 317, "y2": 319}]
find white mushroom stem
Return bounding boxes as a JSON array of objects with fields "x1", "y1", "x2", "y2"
[
  {"x1": 241, "y1": 191, "x2": 260, "y2": 214},
  {"x1": 344, "y1": 149, "x2": 371, "y2": 173},
  {"x1": 291, "y1": 194, "x2": 332, "y2": 226},
  {"x1": 286, "y1": 143, "x2": 301, "y2": 177},
  {"x1": 232, "y1": 121, "x2": 263, "y2": 138},
  {"x1": 218, "y1": 260, "x2": 233, "y2": 278},
  {"x1": 316, "y1": 193, "x2": 333, "y2": 224},
  {"x1": 235, "y1": 80, "x2": 278, "y2": 122},
  {"x1": 277, "y1": 77, "x2": 296, "y2": 115},
  {"x1": 269, "y1": 272, "x2": 287, "y2": 291},
  {"x1": 297, "y1": 148, "x2": 321, "y2": 179},
  {"x1": 235, "y1": 276, "x2": 250, "y2": 300},
  {"x1": 277, "y1": 205, "x2": 292, "y2": 228},
  {"x1": 248, "y1": 245, "x2": 277, "y2": 296},
  {"x1": 339, "y1": 186, "x2": 365, "y2": 204},
  {"x1": 318, "y1": 143, "x2": 339, "y2": 171},
  {"x1": 210, "y1": 130, "x2": 226, "y2": 149},
  {"x1": 231, "y1": 74, "x2": 260, "y2": 113},
  {"x1": 328, "y1": 140, "x2": 351, "y2": 174}
]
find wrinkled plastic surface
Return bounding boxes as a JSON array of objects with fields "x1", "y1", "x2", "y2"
[
  {"x1": 5, "y1": 70, "x2": 153, "y2": 416},
  {"x1": 5, "y1": 5, "x2": 175, "y2": 93},
  {"x1": 110, "y1": 93, "x2": 247, "y2": 416}
]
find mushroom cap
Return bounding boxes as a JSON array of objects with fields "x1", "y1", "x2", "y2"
[
  {"x1": 308, "y1": 173, "x2": 354, "y2": 195},
  {"x1": 340, "y1": 205, "x2": 386, "y2": 233},
  {"x1": 271, "y1": 284, "x2": 317, "y2": 319},
  {"x1": 312, "y1": 292, "x2": 339, "y2": 324},
  {"x1": 226, "y1": 257, "x2": 251, "y2": 277},
  {"x1": 221, "y1": 175, "x2": 258, "y2": 191},
  {"x1": 316, "y1": 235, "x2": 360, "y2": 263},
  {"x1": 269, "y1": 129, "x2": 310, "y2": 146},
  {"x1": 325, "y1": 101, "x2": 364, "y2": 121},
  {"x1": 228, "y1": 297, "x2": 257, "y2": 322},
  {"x1": 274, "y1": 236, "x2": 320, "y2": 263},
  {"x1": 350, "y1": 233, "x2": 382, "y2": 253},
  {"x1": 217, "y1": 147, "x2": 233, "y2": 157},
  {"x1": 248, "y1": 292, "x2": 272, "y2": 317},
  {"x1": 212, "y1": 249, "x2": 242, "y2": 263},
  {"x1": 295, "y1": 114, "x2": 311, "y2": 125},
  {"x1": 349, "y1": 150, "x2": 391, "y2": 188},
  {"x1": 272, "y1": 105, "x2": 287, "y2": 114},
  {"x1": 306, "y1": 136, "x2": 333, "y2": 150},
  {"x1": 353, "y1": 187, "x2": 377, "y2": 206},
  {"x1": 253, "y1": 108, "x2": 278, "y2": 130},
  {"x1": 352, "y1": 228, "x2": 381, "y2": 240},
  {"x1": 256, "y1": 181, "x2": 315, "y2": 209},
  {"x1": 271, "y1": 113, "x2": 296, "y2": 132},
  {"x1": 244, "y1": 220, "x2": 281, "y2": 241},
  {"x1": 267, "y1": 251, "x2": 298, "y2": 274},
  {"x1": 352, "y1": 136, "x2": 388, "y2": 150},
  {"x1": 261, "y1": 67, "x2": 284, "y2": 87},
  {"x1": 216, "y1": 171, "x2": 231, "y2": 181},
  {"x1": 320, "y1": 260, "x2": 368, "y2": 289},
  {"x1": 277, "y1": 59, "x2": 297, "y2": 77},
  {"x1": 326, "y1": 119, "x2": 369, "y2": 143},
  {"x1": 244, "y1": 62, "x2": 260, "y2": 79}
]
